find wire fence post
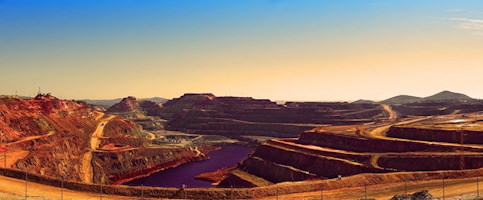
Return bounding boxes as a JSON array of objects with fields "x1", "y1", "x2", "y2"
[
  {"x1": 230, "y1": 185, "x2": 234, "y2": 200},
  {"x1": 141, "y1": 184, "x2": 144, "y2": 200},
  {"x1": 3, "y1": 151, "x2": 5, "y2": 169},
  {"x1": 364, "y1": 185, "x2": 367, "y2": 199},
  {"x1": 478, "y1": 176, "x2": 480, "y2": 198},
  {"x1": 320, "y1": 184, "x2": 323, "y2": 200},
  {"x1": 404, "y1": 181, "x2": 407, "y2": 196},
  {"x1": 276, "y1": 185, "x2": 279, "y2": 200},
  {"x1": 61, "y1": 176, "x2": 64, "y2": 200},
  {"x1": 24, "y1": 168, "x2": 27, "y2": 200},
  {"x1": 442, "y1": 178, "x2": 445, "y2": 200},
  {"x1": 99, "y1": 183, "x2": 103, "y2": 200}
]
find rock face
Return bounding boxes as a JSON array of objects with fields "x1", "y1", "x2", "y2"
[
  {"x1": 159, "y1": 93, "x2": 386, "y2": 137},
  {"x1": 107, "y1": 96, "x2": 165, "y2": 130},
  {"x1": 107, "y1": 96, "x2": 162, "y2": 116},
  {"x1": 93, "y1": 147, "x2": 205, "y2": 184},
  {"x1": 390, "y1": 190, "x2": 434, "y2": 200},
  {"x1": 0, "y1": 95, "x2": 203, "y2": 184},
  {"x1": 387, "y1": 126, "x2": 483, "y2": 144}
]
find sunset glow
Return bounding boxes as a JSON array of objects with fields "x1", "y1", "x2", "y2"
[{"x1": 1, "y1": 0, "x2": 482, "y2": 100}]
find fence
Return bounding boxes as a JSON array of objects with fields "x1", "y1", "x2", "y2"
[{"x1": 0, "y1": 166, "x2": 481, "y2": 200}]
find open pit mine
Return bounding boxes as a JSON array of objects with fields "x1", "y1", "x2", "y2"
[{"x1": 0, "y1": 92, "x2": 482, "y2": 200}]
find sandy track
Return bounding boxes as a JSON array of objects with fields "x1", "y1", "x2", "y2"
[
  {"x1": 256, "y1": 177, "x2": 482, "y2": 200},
  {"x1": 0, "y1": 175, "x2": 165, "y2": 200},
  {"x1": 381, "y1": 104, "x2": 398, "y2": 121},
  {"x1": 81, "y1": 115, "x2": 116, "y2": 184},
  {"x1": 5, "y1": 131, "x2": 55, "y2": 147}
]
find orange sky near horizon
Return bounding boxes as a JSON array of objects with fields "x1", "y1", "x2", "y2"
[{"x1": 1, "y1": 1, "x2": 483, "y2": 101}]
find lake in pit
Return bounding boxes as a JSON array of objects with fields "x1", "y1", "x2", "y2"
[{"x1": 123, "y1": 145, "x2": 253, "y2": 188}]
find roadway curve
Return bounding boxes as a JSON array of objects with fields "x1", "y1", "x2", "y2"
[
  {"x1": 381, "y1": 104, "x2": 398, "y2": 121},
  {"x1": 80, "y1": 114, "x2": 116, "y2": 184}
]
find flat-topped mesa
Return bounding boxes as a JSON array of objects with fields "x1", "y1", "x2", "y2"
[
  {"x1": 159, "y1": 93, "x2": 279, "y2": 119},
  {"x1": 162, "y1": 93, "x2": 215, "y2": 107}
]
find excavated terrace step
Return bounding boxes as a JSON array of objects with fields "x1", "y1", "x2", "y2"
[{"x1": 229, "y1": 169, "x2": 273, "y2": 187}]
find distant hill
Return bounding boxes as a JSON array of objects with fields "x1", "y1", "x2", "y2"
[
  {"x1": 423, "y1": 90, "x2": 472, "y2": 102},
  {"x1": 380, "y1": 95, "x2": 423, "y2": 104},
  {"x1": 352, "y1": 99, "x2": 376, "y2": 104},
  {"x1": 83, "y1": 98, "x2": 123, "y2": 108},
  {"x1": 83, "y1": 97, "x2": 168, "y2": 108},
  {"x1": 380, "y1": 91, "x2": 475, "y2": 104}
]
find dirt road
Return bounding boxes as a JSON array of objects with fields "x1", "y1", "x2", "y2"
[
  {"x1": 0, "y1": 175, "x2": 165, "y2": 200},
  {"x1": 80, "y1": 115, "x2": 116, "y2": 184},
  {"x1": 381, "y1": 104, "x2": 398, "y2": 121},
  {"x1": 256, "y1": 177, "x2": 481, "y2": 200}
]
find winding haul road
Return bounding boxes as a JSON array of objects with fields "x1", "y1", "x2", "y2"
[{"x1": 81, "y1": 114, "x2": 116, "y2": 184}]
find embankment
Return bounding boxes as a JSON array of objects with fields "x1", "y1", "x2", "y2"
[{"x1": 0, "y1": 167, "x2": 480, "y2": 200}]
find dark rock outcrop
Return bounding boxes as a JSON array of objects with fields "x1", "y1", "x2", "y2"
[{"x1": 390, "y1": 190, "x2": 434, "y2": 200}]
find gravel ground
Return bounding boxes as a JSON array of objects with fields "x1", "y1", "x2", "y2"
[{"x1": 0, "y1": 192, "x2": 53, "y2": 200}]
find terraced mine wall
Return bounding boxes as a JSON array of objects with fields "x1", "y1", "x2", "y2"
[
  {"x1": 93, "y1": 147, "x2": 206, "y2": 184},
  {"x1": 240, "y1": 157, "x2": 320, "y2": 182},
  {"x1": 265, "y1": 139, "x2": 370, "y2": 163},
  {"x1": 0, "y1": 167, "x2": 481, "y2": 200},
  {"x1": 387, "y1": 126, "x2": 483, "y2": 144},
  {"x1": 392, "y1": 102, "x2": 483, "y2": 117},
  {"x1": 158, "y1": 93, "x2": 386, "y2": 137},
  {"x1": 298, "y1": 131, "x2": 482, "y2": 153},
  {"x1": 167, "y1": 117, "x2": 316, "y2": 137},
  {"x1": 243, "y1": 143, "x2": 387, "y2": 181},
  {"x1": 378, "y1": 155, "x2": 483, "y2": 171}
]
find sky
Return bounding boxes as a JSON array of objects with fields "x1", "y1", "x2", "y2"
[{"x1": 1, "y1": 0, "x2": 483, "y2": 101}]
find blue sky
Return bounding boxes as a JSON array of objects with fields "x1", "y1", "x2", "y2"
[{"x1": 1, "y1": 0, "x2": 483, "y2": 100}]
